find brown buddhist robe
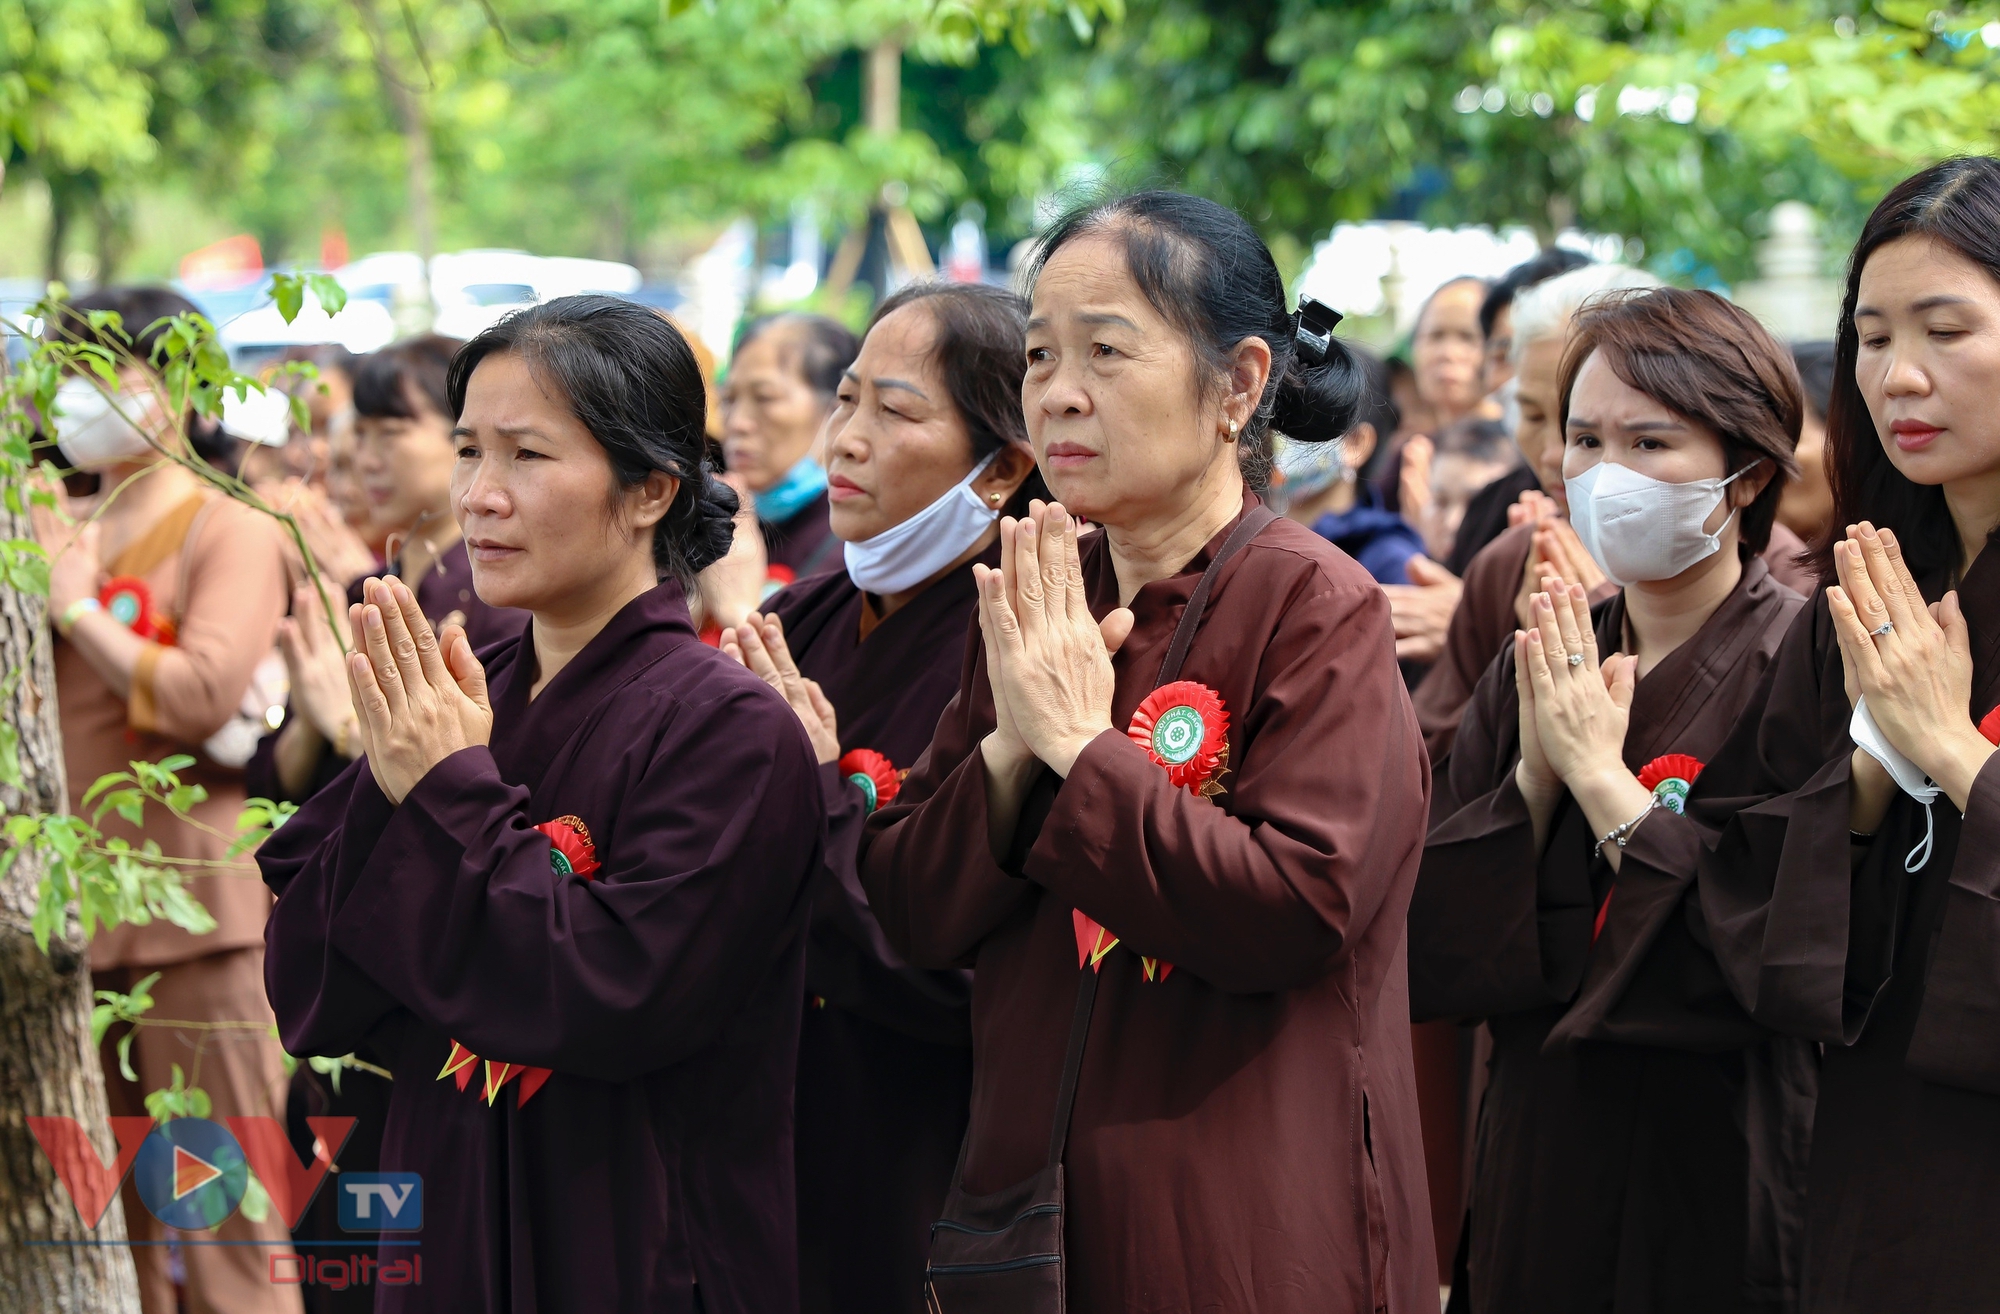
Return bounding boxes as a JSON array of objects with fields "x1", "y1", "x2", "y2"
[
  {"x1": 1693, "y1": 544, "x2": 2000, "y2": 1312},
  {"x1": 766, "y1": 559, "x2": 985, "y2": 1314},
  {"x1": 859, "y1": 493, "x2": 1436, "y2": 1313},
  {"x1": 1410, "y1": 556, "x2": 1812, "y2": 1314},
  {"x1": 260, "y1": 583, "x2": 823, "y2": 1313}
]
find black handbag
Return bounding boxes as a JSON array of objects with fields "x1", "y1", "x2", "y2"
[{"x1": 922, "y1": 505, "x2": 1277, "y2": 1314}]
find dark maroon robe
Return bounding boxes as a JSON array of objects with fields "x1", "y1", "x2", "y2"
[
  {"x1": 1693, "y1": 544, "x2": 2000, "y2": 1312},
  {"x1": 767, "y1": 559, "x2": 984, "y2": 1314},
  {"x1": 1410, "y1": 558, "x2": 1811, "y2": 1314},
  {"x1": 247, "y1": 538, "x2": 530, "y2": 805},
  {"x1": 859, "y1": 494, "x2": 1436, "y2": 1313},
  {"x1": 259, "y1": 582, "x2": 823, "y2": 1314},
  {"x1": 764, "y1": 491, "x2": 841, "y2": 581}
]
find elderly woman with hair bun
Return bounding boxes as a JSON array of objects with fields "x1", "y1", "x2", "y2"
[
  {"x1": 860, "y1": 192, "x2": 1435, "y2": 1313},
  {"x1": 1410, "y1": 286, "x2": 1812, "y2": 1314},
  {"x1": 259, "y1": 296, "x2": 824, "y2": 1313}
]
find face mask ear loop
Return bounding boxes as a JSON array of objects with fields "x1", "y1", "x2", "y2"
[{"x1": 1905, "y1": 799, "x2": 1935, "y2": 873}]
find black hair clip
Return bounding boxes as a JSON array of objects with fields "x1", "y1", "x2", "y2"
[{"x1": 1294, "y1": 295, "x2": 1344, "y2": 366}]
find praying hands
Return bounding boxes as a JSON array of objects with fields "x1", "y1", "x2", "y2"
[{"x1": 345, "y1": 575, "x2": 493, "y2": 805}]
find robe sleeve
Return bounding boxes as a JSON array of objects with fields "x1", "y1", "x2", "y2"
[
  {"x1": 1024, "y1": 574, "x2": 1429, "y2": 994},
  {"x1": 260, "y1": 759, "x2": 406, "y2": 1058},
  {"x1": 1408, "y1": 642, "x2": 1587, "y2": 1020},
  {"x1": 1544, "y1": 795, "x2": 1759, "y2": 1051},
  {"x1": 1903, "y1": 753, "x2": 2000, "y2": 1092},
  {"x1": 265, "y1": 686, "x2": 821, "y2": 1081},
  {"x1": 1412, "y1": 527, "x2": 1528, "y2": 765},
  {"x1": 858, "y1": 627, "x2": 1039, "y2": 970},
  {"x1": 1692, "y1": 598, "x2": 1909, "y2": 1047}
]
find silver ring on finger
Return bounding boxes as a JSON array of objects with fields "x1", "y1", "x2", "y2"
[
  {"x1": 1871, "y1": 621, "x2": 1894, "y2": 637},
  {"x1": 1568, "y1": 652, "x2": 1585, "y2": 668}
]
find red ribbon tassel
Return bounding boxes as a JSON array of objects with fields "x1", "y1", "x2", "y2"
[{"x1": 1072, "y1": 909, "x2": 1172, "y2": 982}]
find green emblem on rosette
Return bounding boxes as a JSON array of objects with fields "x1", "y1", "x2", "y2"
[
  {"x1": 848, "y1": 772, "x2": 879, "y2": 813},
  {"x1": 1150, "y1": 704, "x2": 1206, "y2": 766}
]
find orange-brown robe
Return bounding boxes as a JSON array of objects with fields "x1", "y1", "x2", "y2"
[{"x1": 859, "y1": 494, "x2": 1436, "y2": 1312}]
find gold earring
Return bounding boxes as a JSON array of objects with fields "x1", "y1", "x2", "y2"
[
  {"x1": 989, "y1": 491, "x2": 1004, "y2": 506},
  {"x1": 1225, "y1": 419, "x2": 1239, "y2": 443}
]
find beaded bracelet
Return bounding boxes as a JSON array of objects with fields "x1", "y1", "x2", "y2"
[{"x1": 1594, "y1": 795, "x2": 1660, "y2": 859}]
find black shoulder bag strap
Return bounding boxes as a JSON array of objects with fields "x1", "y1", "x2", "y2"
[{"x1": 1042, "y1": 502, "x2": 1277, "y2": 1171}]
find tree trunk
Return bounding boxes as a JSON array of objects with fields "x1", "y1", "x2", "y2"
[
  {"x1": 352, "y1": 0, "x2": 437, "y2": 266},
  {"x1": 44, "y1": 179, "x2": 73, "y2": 285},
  {"x1": 0, "y1": 508, "x2": 142, "y2": 1313}
]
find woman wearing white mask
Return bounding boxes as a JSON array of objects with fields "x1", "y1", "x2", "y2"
[
  {"x1": 1409, "y1": 287, "x2": 1813, "y2": 1314},
  {"x1": 719, "y1": 281, "x2": 1039, "y2": 1314},
  {"x1": 35, "y1": 288, "x2": 301, "y2": 1314}
]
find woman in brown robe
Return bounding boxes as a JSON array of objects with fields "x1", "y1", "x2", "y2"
[
  {"x1": 1410, "y1": 287, "x2": 1814, "y2": 1313},
  {"x1": 720, "y1": 281, "x2": 1042, "y2": 1314},
  {"x1": 858, "y1": 191, "x2": 1435, "y2": 1312},
  {"x1": 260, "y1": 298, "x2": 822, "y2": 1313},
  {"x1": 1692, "y1": 157, "x2": 2000, "y2": 1312},
  {"x1": 248, "y1": 336, "x2": 529, "y2": 807}
]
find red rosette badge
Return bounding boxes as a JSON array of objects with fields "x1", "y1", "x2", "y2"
[
  {"x1": 838, "y1": 749, "x2": 900, "y2": 814},
  {"x1": 536, "y1": 815, "x2": 600, "y2": 880},
  {"x1": 1979, "y1": 703, "x2": 2000, "y2": 747},
  {"x1": 1636, "y1": 754, "x2": 1704, "y2": 816},
  {"x1": 1128, "y1": 681, "x2": 1229, "y2": 795},
  {"x1": 99, "y1": 576, "x2": 162, "y2": 641}
]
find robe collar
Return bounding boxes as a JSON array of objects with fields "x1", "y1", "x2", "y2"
[
  {"x1": 787, "y1": 542, "x2": 992, "y2": 663},
  {"x1": 1597, "y1": 554, "x2": 1793, "y2": 770},
  {"x1": 1079, "y1": 487, "x2": 1260, "y2": 634},
  {"x1": 1957, "y1": 538, "x2": 2000, "y2": 717},
  {"x1": 484, "y1": 580, "x2": 698, "y2": 796}
]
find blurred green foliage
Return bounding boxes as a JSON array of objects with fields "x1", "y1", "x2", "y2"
[{"x1": 2, "y1": 0, "x2": 1998, "y2": 284}]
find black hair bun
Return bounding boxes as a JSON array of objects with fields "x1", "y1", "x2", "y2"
[
  {"x1": 678, "y1": 468, "x2": 741, "y2": 575},
  {"x1": 1271, "y1": 335, "x2": 1364, "y2": 444}
]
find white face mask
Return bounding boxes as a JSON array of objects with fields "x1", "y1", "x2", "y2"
[
  {"x1": 843, "y1": 450, "x2": 1001, "y2": 595},
  {"x1": 54, "y1": 378, "x2": 156, "y2": 470},
  {"x1": 1565, "y1": 458, "x2": 1760, "y2": 586}
]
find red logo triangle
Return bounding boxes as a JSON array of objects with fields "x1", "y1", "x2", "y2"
[{"x1": 173, "y1": 1144, "x2": 222, "y2": 1200}]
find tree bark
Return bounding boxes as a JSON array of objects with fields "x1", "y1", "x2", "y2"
[{"x1": 0, "y1": 506, "x2": 142, "y2": 1313}]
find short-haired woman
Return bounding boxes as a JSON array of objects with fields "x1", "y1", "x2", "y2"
[
  {"x1": 859, "y1": 192, "x2": 1435, "y2": 1312},
  {"x1": 1409, "y1": 287, "x2": 1810, "y2": 1314},
  {"x1": 1693, "y1": 155, "x2": 2000, "y2": 1309},
  {"x1": 720, "y1": 280, "x2": 1042, "y2": 1314},
  {"x1": 720, "y1": 312, "x2": 861, "y2": 580},
  {"x1": 259, "y1": 296, "x2": 825, "y2": 1313}
]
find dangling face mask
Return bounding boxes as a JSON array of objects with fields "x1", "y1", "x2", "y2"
[
  {"x1": 1565, "y1": 457, "x2": 1762, "y2": 586},
  {"x1": 53, "y1": 377, "x2": 158, "y2": 471},
  {"x1": 844, "y1": 450, "x2": 1002, "y2": 595}
]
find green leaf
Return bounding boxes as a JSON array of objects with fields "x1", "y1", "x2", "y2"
[
  {"x1": 238, "y1": 1171, "x2": 271, "y2": 1222},
  {"x1": 0, "y1": 722, "x2": 20, "y2": 790},
  {"x1": 271, "y1": 275, "x2": 305, "y2": 325},
  {"x1": 118, "y1": 1032, "x2": 138, "y2": 1084},
  {"x1": 306, "y1": 274, "x2": 349, "y2": 317},
  {"x1": 157, "y1": 755, "x2": 196, "y2": 773}
]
